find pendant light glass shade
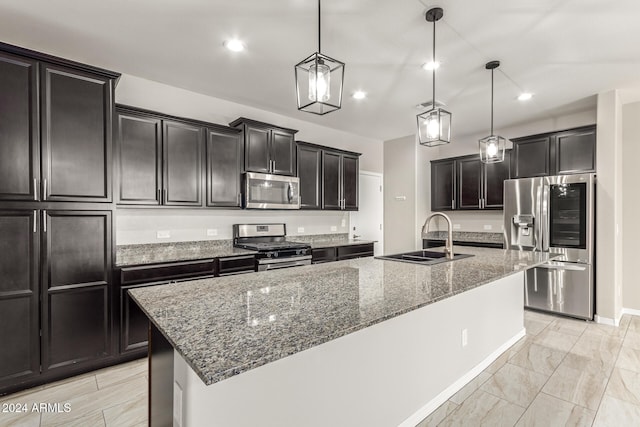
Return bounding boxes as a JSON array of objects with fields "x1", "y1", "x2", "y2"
[
  {"x1": 418, "y1": 7, "x2": 451, "y2": 147},
  {"x1": 295, "y1": 0, "x2": 344, "y2": 115},
  {"x1": 418, "y1": 107, "x2": 452, "y2": 147},
  {"x1": 479, "y1": 61, "x2": 505, "y2": 163}
]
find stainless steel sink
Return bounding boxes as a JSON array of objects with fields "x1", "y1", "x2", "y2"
[{"x1": 375, "y1": 250, "x2": 474, "y2": 265}]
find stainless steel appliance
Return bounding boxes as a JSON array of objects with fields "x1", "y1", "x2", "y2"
[
  {"x1": 503, "y1": 173, "x2": 595, "y2": 320},
  {"x1": 233, "y1": 223, "x2": 311, "y2": 271},
  {"x1": 244, "y1": 172, "x2": 300, "y2": 209}
]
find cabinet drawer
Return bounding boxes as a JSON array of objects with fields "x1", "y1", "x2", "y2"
[
  {"x1": 336, "y1": 243, "x2": 374, "y2": 260},
  {"x1": 312, "y1": 247, "x2": 337, "y2": 263},
  {"x1": 217, "y1": 255, "x2": 256, "y2": 276},
  {"x1": 120, "y1": 259, "x2": 215, "y2": 285}
]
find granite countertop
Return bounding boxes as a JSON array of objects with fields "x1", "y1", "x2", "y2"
[
  {"x1": 303, "y1": 239, "x2": 376, "y2": 249},
  {"x1": 129, "y1": 246, "x2": 552, "y2": 386},
  {"x1": 424, "y1": 231, "x2": 504, "y2": 245},
  {"x1": 116, "y1": 240, "x2": 257, "y2": 267}
]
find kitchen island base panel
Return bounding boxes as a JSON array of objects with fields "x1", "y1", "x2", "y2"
[{"x1": 168, "y1": 272, "x2": 524, "y2": 427}]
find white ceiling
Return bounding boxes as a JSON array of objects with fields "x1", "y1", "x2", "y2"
[{"x1": 1, "y1": 0, "x2": 639, "y2": 141}]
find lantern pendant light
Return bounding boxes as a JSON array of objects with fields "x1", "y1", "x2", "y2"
[
  {"x1": 295, "y1": 0, "x2": 345, "y2": 115},
  {"x1": 417, "y1": 7, "x2": 452, "y2": 147},
  {"x1": 479, "y1": 61, "x2": 506, "y2": 163}
]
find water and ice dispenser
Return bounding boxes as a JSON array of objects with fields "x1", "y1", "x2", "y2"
[{"x1": 510, "y1": 214, "x2": 535, "y2": 248}]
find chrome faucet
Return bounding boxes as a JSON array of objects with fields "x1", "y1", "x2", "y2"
[{"x1": 422, "y1": 212, "x2": 454, "y2": 260}]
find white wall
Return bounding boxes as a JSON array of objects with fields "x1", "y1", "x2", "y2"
[
  {"x1": 596, "y1": 91, "x2": 623, "y2": 322},
  {"x1": 383, "y1": 135, "x2": 416, "y2": 254},
  {"x1": 622, "y1": 101, "x2": 640, "y2": 311},
  {"x1": 114, "y1": 74, "x2": 383, "y2": 245}
]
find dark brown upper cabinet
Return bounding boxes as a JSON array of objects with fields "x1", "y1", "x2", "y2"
[
  {"x1": 511, "y1": 135, "x2": 551, "y2": 178},
  {"x1": 116, "y1": 105, "x2": 245, "y2": 208},
  {"x1": 163, "y1": 120, "x2": 204, "y2": 207},
  {"x1": 431, "y1": 159, "x2": 456, "y2": 211},
  {"x1": 0, "y1": 52, "x2": 39, "y2": 201},
  {"x1": 206, "y1": 127, "x2": 243, "y2": 207},
  {"x1": 0, "y1": 48, "x2": 118, "y2": 203},
  {"x1": 296, "y1": 142, "x2": 322, "y2": 210},
  {"x1": 457, "y1": 157, "x2": 483, "y2": 210},
  {"x1": 554, "y1": 126, "x2": 596, "y2": 174},
  {"x1": 431, "y1": 152, "x2": 511, "y2": 211},
  {"x1": 117, "y1": 109, "x2": 162, "y2": 205},
  {"x1": 230, "y1": 118, "x2": 298, "y2": 176},
  {"x1": 483, "y1": 151, "x2": 511, "y2": 209},
  {"x1": 321, "y1": 148, "x2": 360, "y2": 211},
  {"x1": 511, "y1": 125, "x2": 596, "y2": 178}
]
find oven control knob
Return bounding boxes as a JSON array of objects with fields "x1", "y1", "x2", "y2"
[
  {"x1": 274, "y1": 252, "x2": 279, "y2": 258},
  {"x1": 296, "y1": 249, "x2": 302, "y2": 255}
]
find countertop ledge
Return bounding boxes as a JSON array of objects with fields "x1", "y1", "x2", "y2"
[{"x1": 129, "y1": 246, "x2": 553, "y2": 386}]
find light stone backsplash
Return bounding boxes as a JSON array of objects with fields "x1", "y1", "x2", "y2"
[{"x1": 116, "y1": 209, "x2": 350, "y2": 245}]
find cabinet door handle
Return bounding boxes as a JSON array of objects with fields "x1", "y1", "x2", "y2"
[
  {"x1": 157, "y1": 188, "x2": 161, "y2": 204},
  {"x1": 272, "y1": 159, "x2": 276, "y2": 172},
  {"x1": 42, "y1": 210, "x2": 47, "y2": 233},
  {"x1": 237, "y1": 193, "x2": 241, "y2": 206},
  {"x1": 33, "y1": 210, "x2": 37, "y2": 233},
  {"x1": 451, "y1": 200, "x2": 455, "y2": 210},
  {"x1": 43, "y1": 179, "x2": 47, "y2": 200},
  {"x1": 34, "y1": 178, "x2": 38, "y2": 200},
  {"x1": 479, "y1": 199, "x2": 481, "y2": 209}
]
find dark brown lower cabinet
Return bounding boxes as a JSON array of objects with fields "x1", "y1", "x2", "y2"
[
  {"x1": 0, "y1": 210, "x2": 39, "y2": 389},
  {"x1": 42, "y1": 210, "x2": 112, "y2": 372},
  {"x1": 0, "y1": 209, "x2": 113, "y2": 395},
  {"x1": 121, "y1": 283, "x2": 153, "y2": 354}
]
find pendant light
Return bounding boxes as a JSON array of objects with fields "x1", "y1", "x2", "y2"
[
  {"x1": 417, "y1": 7, "x2": 451, "y2": 147},
  {"x1": 295, "y1": 0, "x2": 345, "y2": 115},
  {"x1": 479, "y1": 61, "x2": 506, "y2": 163}
]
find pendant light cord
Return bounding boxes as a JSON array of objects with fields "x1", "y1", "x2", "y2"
[
  {"x1": 318, "y1": 0, "x2": 321, "y2": 54},
  {"x1": 490, "y1": 68, "x2": 494, "y2": 135},
  {"x1": 432, "y1": 17, "x2": 436, "y2": 107}
]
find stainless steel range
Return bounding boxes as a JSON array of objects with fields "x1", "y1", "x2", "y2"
[{"x1": 233, "y1": 223, "x2": 311, "y2": 271}]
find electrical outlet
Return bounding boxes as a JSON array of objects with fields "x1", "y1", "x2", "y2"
[
  {"x1": 483, "y1": 225, "x2": 493, "y2": 230},
  {"x1": 157, "y1": 230, "x2": 171, "y2": 239},
  {"x1": 297, "y1": 227, "x2": 305, "y2": 233},
  {"x1": 206, "y1": 229, "x2": 218, "y2": 236},
  {"x1": 341, "y1": 219, "x2": 346, "y2": 227},
  {"x1": 331, "y1": 226, "x2": 337, "y2": 232},
  {"x1": 453, "y1": 224, "x2": 461, "y2": 230},
  {"x1": 461, "y1": 329, "x2": 468, "y2": 347}
]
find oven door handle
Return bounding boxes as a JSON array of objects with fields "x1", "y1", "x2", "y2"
[
  {"x1": 263, "y1": 260, "x2": 310, "y2": 270},
  {"x1": 287, "y1": 183, "x2": 293, "y2": 202},
  {"x1": 258, "y1": 255, "x2": 312, "y2": 265}
]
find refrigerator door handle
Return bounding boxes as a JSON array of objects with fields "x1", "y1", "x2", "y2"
[
  {"x1": 538, "y1": 262, "x2": 587, "y2": 272},
  {"x1": 541, "y1": 184, "x2": 550, "y2": 252}
]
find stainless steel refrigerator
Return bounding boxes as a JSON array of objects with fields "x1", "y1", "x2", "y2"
[{"x1": 503, "y1": 173, "x2": 595, "y2": 320}]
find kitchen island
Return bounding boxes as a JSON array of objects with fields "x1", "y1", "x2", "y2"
[{"x1": 130, "y1": 247, "x2": 552, "y2": 427}]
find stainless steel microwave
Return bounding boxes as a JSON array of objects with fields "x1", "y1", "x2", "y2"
[{"x1": 244, "y1": 172, "x2": 300, "y2": 209}]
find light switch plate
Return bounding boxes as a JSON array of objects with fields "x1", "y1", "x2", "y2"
[
  {"x1": 297, "y1": 227, "x2": 305, "y2": 233},
  {"x1": 330, "y1": 226, "x2": 337, "y2": 232},
  {"x1": 341, "y1": 219, "x2": 346, "y2": 227},
  {"x1": 157, "y1": 230, "x2": 171, "y2": 239},
  {"x1": 206, "y1": 229, "x2": 218, "y2": 236},
  {"x1": 483, "y1": 225, "x2": 493, "y2": 230}
]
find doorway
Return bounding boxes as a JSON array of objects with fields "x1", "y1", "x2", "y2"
[{"x1": 350, "y1": 171, "x2": 384, "y2": 256}]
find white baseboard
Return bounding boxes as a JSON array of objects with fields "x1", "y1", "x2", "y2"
[
  {"x1": 399, "y1": 328, "x2": 526, "y2": 427},
  {"x1": 622, "y1": 307, "x2": 640, "y2": 317},
  {"x1": 594, "y1": 315, "x2": 619, "y2": 326}
]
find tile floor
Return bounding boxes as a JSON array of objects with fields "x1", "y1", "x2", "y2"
[
  {"x1": 418, "y1": 311, "x2": 640, "y2": 427},
  {"x1": 0, "y1": 357, "x2": 147, "y2": 427},
  {"x1": 1, "y1": 311, "x2": 638, "y2": 427}
]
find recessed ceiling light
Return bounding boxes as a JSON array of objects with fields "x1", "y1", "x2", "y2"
[
  {"x1": 422, "y1": 61, "x2": 440, "y2": 71},
  {"x1": 352, "y1": 91, "x2": 367, "y2": 100},
  {"x1": 223, "y1": 39, "x2": 246, "y2": 52},
  {"x1": 518, "y1": 92, "x2": 533, "y2": 101}
]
